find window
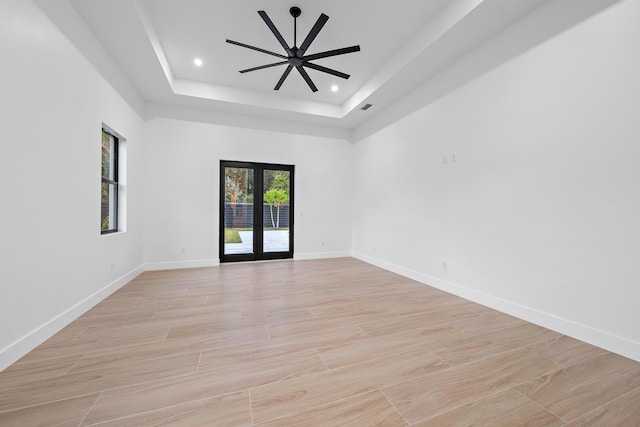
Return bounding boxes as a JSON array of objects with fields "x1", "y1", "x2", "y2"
[{"x1": 101, "y1": 129, "x2": 118, "y2": 233}]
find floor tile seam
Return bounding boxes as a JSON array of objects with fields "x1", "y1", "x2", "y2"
[
  {"x1": 511, "y1": 383, "x2": 567, "y2": 422},
  {"x1": 74, "y1": 320, "x2": 168, "y2": 333},
  {"x1": 81, "y1": 391, "x2": 228, "y2": 427},
  {"x1": 554, "y1": 347, "x2": 633, "y2": 370},
  {"x1": 249, "y1": 388, "x2": 388, "y2": 425},
  {"x1": 65, "y1": 349, "x2": 202, "y2": 377},
  {"x1": 126, "y1": 318, "x2": 235, "y2": 331},
  {"x1": 454, "y1": 321, "x2": 547, "y2": 341},
  {"x1": 64, "y1": 353, "x2": 87, "y2": 375},
  {"x1": 360, "y1": 359, "x2": 455, "y2": 397},
  {"x1": 381, "y1": 345, "x2": 565, "y2": 402},
  {"x1": 431, "y1": 342, "x2": 563, "y2": 372},
  {"x1": 35, "y1": 334, "x2": 86, "y2": 349},
  {"x1": 386, "y1": 307, "x2": 407, "y2": 317},
  {"x1": 198, "y1": 349, "x2": 327, "y2": 375},
  {"x1": 402, "y1": 387, "x2": 524, "y2": 426},
  {"x1": 196, "y1": 351, "x2": 203, "y2": 374},
  {"x1": 356, "y1": 323, "x2": 371, "y2": 338},
  {"x1": 76, "y1": 391, "x2": 102, "y2": 427},
  {"x1": 543, "y1": 353, "x2": 640, "y2": 387},
  {"x1": 425, "y1": 347, "x2": 450, "y2": 367},
  {"x1": 77, "y1": 370, "x2": 198, "y2": 402},
  {"x1": 378, "y1": 388, "x2": 411, "y2": 426},
  {"x1": 61, "y1": 326, "x2": 92, "y2": 342},
  {"x1": 0, "y1": 359, "x2": 104, "y2": 391},
  {"x1": 63, "y1": 337, "x2": 199, "y2": 362},
  {"x1": 4, "y1": 353, "x2": 84, "y2": 374},
  {"x1": 0, "y1": 391, "x2": 101, "y2": 416},
  {"x1": 265, "y1": 324, "x2": 272, "y2": 340},
  {"x1": 355, "y1": 317, "x2": 460, "y2": 338},
  {"x1": 504, "y1": 334, "x2": 565, "y2": 353},
  {"x1": 426, "y1": 344, "x2": 517, "y2": 370},
  {"x1": 245, "y1": 360, "x2": 341, "y2": 398},
  {"x1": 248, "y1": 388, "x2": 255, "y2": 425},
  {"x1": 267, "y1": 323, "x2": 365, "y2": 341},
  {"x1": 391, "y1": 382, "x2": 531, "y2": 426},
  {"x1": 525, "y1": 345, "x2": 581, "y2": 371},
  {"x1": 50, "y1": 336, "x2": 170, "y2": 357},
  {"x1": 446, "y1": 322, "x2": 476, "y2": 337},
  {"x1": 319, "y1": 340, "x2": 447, "y2": 371},
  {"x1": 558, "y1": 383, "x2": 640, "y2": 425},
  {"x1": 431, "y1": 338, "x2": 557, "y2": 367},
  {"x1": 469, "y1": 304, "x2": 500, "y2": 315},
  {"x1": 70, "y1": 318, "x2": 147, "y2": 329},
  {"x1": 304, "y1": 312, "x2": 396, "y2": 326},
  {"x1": 162, "y1": 326, "x2": 172, "y2": 342},
  {"x1": 315, "y1": 349, "x2": 330, "y2": 371}
]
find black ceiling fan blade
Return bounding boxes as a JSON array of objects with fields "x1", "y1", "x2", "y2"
[
  {"x1": 240, "y1": 61, "x2": 289, "y2": 74},
  {"x1": 258, "y1": 11, "x2": 293, "y2": 57},
  {"x1": 274, "y1": 65, "x2": 294, "y2": 90},
  {"x1": 303, "y1": 45, "x2": 361, "y2": 62},
  {"x1": 297, "y1": 13, "x2": 329, "y2": 58},
  {"x1": 226, "y1": 39, "x2": 288, "y2": 59},
  {"x1": 296, "y1": 66, "x2": 318, "y2": 92},
  {"x1": 303, "y1": 62, "x2": 350, "y2": 80}
]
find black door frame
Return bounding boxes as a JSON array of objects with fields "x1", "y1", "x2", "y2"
[{"x1": 220, "y1": 160, "x2": 295, "y2": 263}]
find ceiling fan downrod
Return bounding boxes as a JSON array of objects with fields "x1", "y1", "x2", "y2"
[{"x1": 290, "y1": 6, "x2": 301, "y2": 48}]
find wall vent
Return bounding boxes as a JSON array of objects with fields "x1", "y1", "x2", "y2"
[{"x1": 361, "y1": 103, "x2": 373, "y2": 111}]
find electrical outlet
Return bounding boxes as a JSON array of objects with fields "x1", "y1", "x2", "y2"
[
  {"x1": 442, "y1": 262, "x2": 447, "y2": 270},
  {"x1": 110, "y1": 263, "x2": 115, "y2": 272}
]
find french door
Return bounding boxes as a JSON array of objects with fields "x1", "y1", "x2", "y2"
[{"x1": 220, "y1": 161, "x2": 294, "y2": 262}]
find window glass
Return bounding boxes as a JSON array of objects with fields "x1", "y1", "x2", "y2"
[{"x1": 101, "y1": 130, "x2": 118, "y2": 233}]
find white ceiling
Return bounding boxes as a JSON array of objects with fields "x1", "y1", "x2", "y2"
[{"x1": 62, "y1": 0, "x2": 550, "y2": 131}]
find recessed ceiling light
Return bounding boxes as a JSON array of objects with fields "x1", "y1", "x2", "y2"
[
  {"x1": 331, "y1": 85, "x2": 339, "y2": 92},
  {"x1": 193, "y1": 58, "x2": 203, "y2": 67}
]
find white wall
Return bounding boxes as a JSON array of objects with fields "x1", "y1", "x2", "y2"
[
  {"x1": 144, "y1": 118, "x2": 353, "y2": 269},
  {"x1": 0, "y1": 0, "x2": 146, "y2": 370},
  {"x1": 352, "y1": 0, "x2": 640, "y2": 361}
]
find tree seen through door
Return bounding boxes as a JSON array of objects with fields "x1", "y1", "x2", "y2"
[
  {"x1": 263, "y1": 170, "x2": 289, "y2": 229},
  {"x1": 263, "y1": 170, "x2": 290, "y2": 253}
]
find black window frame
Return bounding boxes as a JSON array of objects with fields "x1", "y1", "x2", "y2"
[{"x1": 101, "y1": 129, "x2": 119, "y2": 234}]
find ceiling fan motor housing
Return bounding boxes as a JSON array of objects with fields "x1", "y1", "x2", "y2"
[{"x1": 290, "y1": 7, "x2": 301, "y2": 18}]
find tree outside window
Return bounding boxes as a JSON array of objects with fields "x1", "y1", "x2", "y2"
[{"x1": 101, "y1": 130, "x2": 118, "y2": 233}]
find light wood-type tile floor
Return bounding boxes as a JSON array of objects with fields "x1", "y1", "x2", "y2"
[{"x1": 1, "y1": 258, "x2": 639, "y2": 426}]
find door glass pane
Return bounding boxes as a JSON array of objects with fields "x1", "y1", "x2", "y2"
[
  {"x1": 224, "y1": 167, "x2": 254, "y2": 255},
  {"x1": 263, "y1": 169, "x2": 290, "y2": 253}
]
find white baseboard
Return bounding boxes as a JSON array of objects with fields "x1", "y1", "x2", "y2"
[
  {"x1": 0, "y1": 265, "x2": 144, "y2": 372},
  {"x1": 352, "y1": 252, "x2": 640, "y2": 363},
  {"x1": 293, "y1": 251, "x2": 352, "y2": 261},
  {"x1": 144, "y1": 259, "x2": 220, "y2": 271}
]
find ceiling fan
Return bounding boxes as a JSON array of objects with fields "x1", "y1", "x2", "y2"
[{"x1": 226, "y1": 7, "x2": 360, "y2": 93}]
